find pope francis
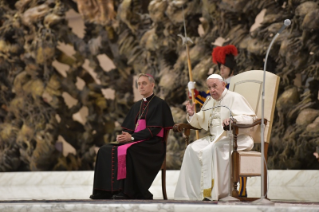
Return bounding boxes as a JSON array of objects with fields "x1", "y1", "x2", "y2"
[{"x1": 174, "y1": 74, "x2": 257, "y2": 201}]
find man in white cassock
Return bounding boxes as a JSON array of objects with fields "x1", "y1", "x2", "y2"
[{"x1": 174, "y1": 74, "x2": 257, "y2": 201}]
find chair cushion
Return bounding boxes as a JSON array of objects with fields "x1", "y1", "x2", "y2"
[{"x1": 238, "y1": 151, "x2": 261, "y2": 176}]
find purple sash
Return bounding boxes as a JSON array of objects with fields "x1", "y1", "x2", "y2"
[{"x1": 117, "y1": 119, "x2": 163, "y2": 180}]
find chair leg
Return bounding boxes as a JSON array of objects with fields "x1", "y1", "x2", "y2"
[
  {"x1": 232, "y1": 151, "x2": 239, "y2": 197},
  {"x1": 161, "y1": 168, "x2": 167, "y2": 200},
  {"x1": 162, "y1": 131, "x2": 169, "y2": 200}
]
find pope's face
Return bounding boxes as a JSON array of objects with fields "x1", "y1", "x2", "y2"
[
  {"x1": 207, "y1": 78, "x2": 226, "y2": 100},
  {"x1": 137, "y1": 76, "x2": 154, "y2": 97},
  {"x1": 220, "y1": 64, "x2": 232, "y2": 79}
]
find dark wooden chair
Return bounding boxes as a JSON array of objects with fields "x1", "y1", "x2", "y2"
[{"x1": 173, "y1": 70, "x2": 280, "y2": 201}]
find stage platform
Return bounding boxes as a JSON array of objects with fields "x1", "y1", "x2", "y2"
[{"x1": 0, "y1": 170, "x2": 318, "y2": 211}]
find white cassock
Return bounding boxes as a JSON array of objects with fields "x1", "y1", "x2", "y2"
[{"x1": 174, "y1": 88, "x2": 257, "y2": 201}]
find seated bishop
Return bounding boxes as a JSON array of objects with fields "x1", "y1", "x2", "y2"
[{"x1": 90, "y1": 73, "x2": 174, "y2": 200}]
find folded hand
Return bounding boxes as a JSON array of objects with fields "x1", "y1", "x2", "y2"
[{"x1": 116, "y1": 131, "x2": 132, "y2": 143}]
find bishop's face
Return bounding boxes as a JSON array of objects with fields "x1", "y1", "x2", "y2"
[
  {"x1": 207, "y1": 78, "x2": 226, "y2": 100},
  {"x1": 137, "y1": 76, "x2": 154, "y2": 98}
]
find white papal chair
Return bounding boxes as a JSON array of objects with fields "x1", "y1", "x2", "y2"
[{"x1": 227, "y1": 70, "x2": 280, "y2": 200}]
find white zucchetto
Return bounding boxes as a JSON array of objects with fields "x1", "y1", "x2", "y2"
[{"x1": 207, "y1": 74, "x2": 223, "y2": 80}]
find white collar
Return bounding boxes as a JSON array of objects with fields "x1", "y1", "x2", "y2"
[
  {"x1": 143, "y1": 93, "x2": 154, "y2": 102},
  {"x1": 217, "y1": 88, "x2": 228, "y2": 101},
  {"x1": 225, "y1": 76, "x2": 232, "y2": 84}
]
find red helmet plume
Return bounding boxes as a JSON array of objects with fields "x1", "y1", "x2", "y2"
[{"x1": 212, "y1": 45, "x2": 238, "y2": 65}]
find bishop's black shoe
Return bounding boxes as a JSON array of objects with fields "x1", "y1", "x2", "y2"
[
  {"x1": 112, "y1": 192, "x2": 129, "y2": 200},
  {"x1": 90, "y1": 191, "x2": 112, "y2": 199}
]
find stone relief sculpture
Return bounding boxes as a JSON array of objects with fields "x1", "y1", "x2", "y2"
[{"x1": 0, "y1": 0, "x2": 318, "y2": 171}]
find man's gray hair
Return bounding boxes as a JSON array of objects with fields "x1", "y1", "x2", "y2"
[{"x1": 137, "y1": 73, "x2": 155, "y2": 84}]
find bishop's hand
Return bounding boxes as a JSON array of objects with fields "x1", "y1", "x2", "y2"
[{"x1": 116, "y1": 131, "x2": 132, "y2": 143}]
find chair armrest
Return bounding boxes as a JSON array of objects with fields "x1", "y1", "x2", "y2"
[
  {"x1": 224, "y1": 118, "x2": 268, "y2": 152},
  {"x1": 173, "y1": 123, "x2": 200, "y2": 145},
  {"x1": 223, "y1": 119, "x2": 268, "y2": 131},
  {"x1": 173, "y1": 123, "x2": 200, "y2": 133}
]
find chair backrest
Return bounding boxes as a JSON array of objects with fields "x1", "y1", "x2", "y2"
[{"x1": 229, "y1": 70, "x2": 280, "y2": 143}]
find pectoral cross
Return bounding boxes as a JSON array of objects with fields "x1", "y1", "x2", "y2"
[{"x1": 135, "y1": 122, "x2": 138, "y2": 130}]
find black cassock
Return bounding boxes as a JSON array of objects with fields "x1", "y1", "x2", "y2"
[{"x1": 92, "y1": 94, "x2": 174, "y2": 199}]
